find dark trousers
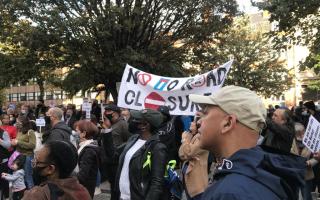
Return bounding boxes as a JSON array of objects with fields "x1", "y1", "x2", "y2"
[
  {"x1": 106, "y1": 163, "x2": 118, "y2": 200},
  {"x1": 12, "y1": 189, "x2": 25, "y2": 200},
  {"x1": 0, "y1": 162, "x2": 9, "y2": 199},
  {"x1": 302, "y1": 180, "x2": 313, "y2": 200}
]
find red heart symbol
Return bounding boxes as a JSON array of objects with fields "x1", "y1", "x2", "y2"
[{"x1": 138, "y1": 73, "x2": 152, "y2": 86}]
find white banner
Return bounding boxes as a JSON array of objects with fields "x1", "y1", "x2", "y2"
[
  {"x1": 303, "y1": 115, "x2": 320, "y2": 153},
  {"x1": 117, "y1": 60, "x2": 233, "y2": 115}
]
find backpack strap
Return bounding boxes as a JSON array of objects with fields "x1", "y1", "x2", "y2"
[{"x1": 47, "y1": 182, "x2": 64, "y2": 200}]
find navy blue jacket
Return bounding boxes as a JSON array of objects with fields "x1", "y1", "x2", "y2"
[{"x1": 192, "y1": 146, "x2": 306, "y2": 200}]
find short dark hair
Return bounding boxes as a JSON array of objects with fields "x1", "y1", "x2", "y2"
[
  {"x1": 45, "y1": 141, "x2": 78, "y2": 179},
  {"x1": 14, "y1": 155, "x2": 26, "y2": 170},
  {"x1": 17, "y1": 115, "x2": 32, "y2": 134}
]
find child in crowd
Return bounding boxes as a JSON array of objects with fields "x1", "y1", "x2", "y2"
[{"x1": 1, "y1": 155, "x2": 26, "y2": 200}]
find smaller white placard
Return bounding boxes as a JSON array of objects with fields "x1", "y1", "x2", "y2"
[
  {"x1": 303, "y1": 115, "x2": 320, "y2": 153},
  {"x1": 36, "y1": 118, "x2": 46, "y2": 127}
]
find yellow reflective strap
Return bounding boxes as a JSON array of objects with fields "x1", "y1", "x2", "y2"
[
  {"x1": 143, "y1": 151, "x2": 152, "y2": 170},
  {"x1": 167, "y1": 160, "x2": 176, "y2": 170},
  {"x1": 165, "y1": 160, "x2": 177, "y2": 177}
]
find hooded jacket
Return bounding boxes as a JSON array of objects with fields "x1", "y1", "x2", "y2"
[
  {"x1": 42, "y1": 122, "x2": 72, "y2": 144},
  {"x1": 192, "y1": 146, "x2": 306, "y2": 200},
  {"x1": 22, "y1": 177, "x2": 91, "y2": 200}
]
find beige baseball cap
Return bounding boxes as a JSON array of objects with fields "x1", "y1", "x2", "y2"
[{"x1": 189, "y1": 85, "x2": 266, "y2": 132}]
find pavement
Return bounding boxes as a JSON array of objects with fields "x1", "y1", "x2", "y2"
[{"x1": 93, "y1": 181, "x2": 111, "y2": 200}]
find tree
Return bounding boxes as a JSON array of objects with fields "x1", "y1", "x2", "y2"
[
  {"x1": 1, "y1": 0, "x2": 239, "y2": 102},
  {"x1": 255, "y1": 1, "x2": 320, "y2": 73},
  {"x1": 0, "y1": 89, "x2": 7, "y2": 106},
  {"x1": 0, "y1": 5, "x2": 67, "y2": 101},
  {"x1": 191, "y1": 16, "x2": 291, "y2": 97}
]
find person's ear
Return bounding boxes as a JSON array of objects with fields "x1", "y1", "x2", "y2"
[
  {"x1": 45, "y1": 164, "x2": 56, "y2": 176},
  {"x1": 221, "y1": 115, "x2": 237, "y2": 134}
]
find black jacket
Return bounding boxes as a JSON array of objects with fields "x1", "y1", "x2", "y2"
[
  {"x1": 65, "y1": 116, "x2": 77, "y2": 130},
  {"x1": 262, "y1": 120, "x2": 295, "y2": 153},
  {"x1": 157, "y1": 117, "x2": 177, "y2": 162},
  {"x1": 115, "y1": 134, "x2": 168, "y2": 200},
  {"x1": 42, "y1": 121, "x2": 72, "y2": 144},
  {"x1": 77, "y1": 141, "x2": 100, "y2": 198}
]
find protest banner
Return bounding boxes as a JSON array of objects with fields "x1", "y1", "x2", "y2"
[
  {"x1": 117, "y1": 60, "x2": 233, "y2": 115},
  {"x1": 303, "y1": 115, "x2": 320, "y2": 153}
]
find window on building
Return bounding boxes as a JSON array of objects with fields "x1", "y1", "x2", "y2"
[
  {"x1": 36, "y1": 92, "x2": 41, "y2": 100},
  {"x1": 12, "y1": 93, "x2": 18, "y2": 102},
  {"x1": 27, "y1": 92, "x2": 35, "y2": 101},
  {"x1": 20, "y1": 93, "x2": 27, "y2": 101},
  {"x1": 6, "y1": 94, "x2": 10, "y2": 101},
  {"x1": 46, "y1": 92, "x2": 53, "y2": 100},
  {"x1": 54, "y1": 90, "x2": 62, "y2": 100}
]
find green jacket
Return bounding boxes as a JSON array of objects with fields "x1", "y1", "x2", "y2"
[{"x1": 16, "y1": 130, "x2": 36, "y2": 156}]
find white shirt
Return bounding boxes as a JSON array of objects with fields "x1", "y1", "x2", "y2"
[{"x1": 119, "y1": 139, "x2": 146, "y2": 200}]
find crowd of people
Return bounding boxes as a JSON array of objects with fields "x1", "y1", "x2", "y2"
[{"x1": 0, "y1": 87, "x2": 320, "y2": 200}]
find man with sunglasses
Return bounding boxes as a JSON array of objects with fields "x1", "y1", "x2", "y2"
[
  {"x1": 22, "y1": 141, "x2": 90, "y2": 200},
  {"x1": 188, "y1": 86, "x2": 305, "y2": 200}
]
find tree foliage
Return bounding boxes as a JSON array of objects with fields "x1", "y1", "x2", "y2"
[
  {"x1": 0, "y1": 5, "x2": 67, "y2": 100},
  {"x1": 256, "y1": 0, "x2": 320, "y2": 73},
  {"x1": 0, "y1": 0, "x2": 238, "y2": 101},
  {"x1": 192, "y1": 16, "x2": 291, "y2": 97}
]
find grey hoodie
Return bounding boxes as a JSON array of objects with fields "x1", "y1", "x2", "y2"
[{"x1": 3, "y1": 169, "x2": 26, "y2": 192}]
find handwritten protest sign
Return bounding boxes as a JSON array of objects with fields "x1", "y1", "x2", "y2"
[
  {"x1": 117, "y1": 60, "x2": 232, "y2": 115},
  {"x1": 303, "y1": 115, "x2": 320, "y2": 153},
  {"x1": 82, "y1": 98, "x2": 92, "y2": 119},
  {"x1": 36, "y1": 118, "x2": 46, "y2": 127}
]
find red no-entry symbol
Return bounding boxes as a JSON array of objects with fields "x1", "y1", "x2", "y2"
[{"x1": 144, "y1": 92, "x2": 166, "y2": 110}]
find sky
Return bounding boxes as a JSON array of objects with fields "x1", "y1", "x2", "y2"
[{"x1": 237, "y1": 0, "x2": 260, "y2": 14}]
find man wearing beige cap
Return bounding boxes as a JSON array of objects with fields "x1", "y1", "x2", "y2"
[{"x1": 189, "y1": 85, "x2": 305, "y2": 200}]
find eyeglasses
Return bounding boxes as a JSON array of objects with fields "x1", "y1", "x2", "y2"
[{"x1": 31, "y1": 159, "x2": 53, "y2": 168}]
